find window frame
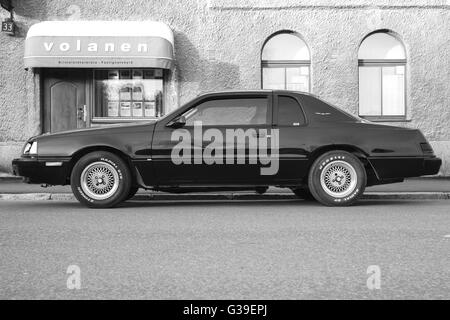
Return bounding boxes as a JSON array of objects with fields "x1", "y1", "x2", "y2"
[
  {"x1": 90, "y1": 68, "x2": 166, "y2": 124},
  {"x1": 358, "y1": 32, "x2": 407, "y2": 122},
  {"x1": 181, "y1": 95, "x2": 272, "y2": 128},
  {"x1": 273, "y1": 94, "x2": 308, "y2": 127},
  {"x1": 261, "y1": 32, "x2": 311, "y2": 92}
]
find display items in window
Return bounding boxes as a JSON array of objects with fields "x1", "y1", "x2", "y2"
[{"x1": 94, "y1": 69, "x2": 164, "y2": 119}]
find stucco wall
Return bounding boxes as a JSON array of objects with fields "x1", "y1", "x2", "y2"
[{"x1": 0, "y1": 0, "x2": 449, "y2": 174}]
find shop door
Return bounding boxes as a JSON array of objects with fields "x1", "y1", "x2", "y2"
[{"x1": 42, "y1": 69, "x2": 89, "y2": 133}]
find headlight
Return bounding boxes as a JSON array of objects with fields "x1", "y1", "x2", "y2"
[{"x1": 23, "y1": 141, "x2": 38, "y2": 155}]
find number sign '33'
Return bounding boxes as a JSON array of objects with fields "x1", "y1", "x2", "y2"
[{"x1": 1, "y1": 20, "x2": 15, "y2": 35}]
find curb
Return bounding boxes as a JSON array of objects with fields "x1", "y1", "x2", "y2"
[
  {"x1": 0, "y1": 175, "x2": 21, "y2": 181},
  {"x1": 0, "y1": 192, "x2": 449, "y2": 202},
  {"x1": 363, "y1": 192, "x2": 450, "y2": 200}
]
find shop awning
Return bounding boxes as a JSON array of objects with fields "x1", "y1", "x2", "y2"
[{"x1": 24, "y1": 21, "x2": 174, "y2": 69}]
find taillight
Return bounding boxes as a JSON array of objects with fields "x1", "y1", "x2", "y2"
[{"x1": 420, "y1": 142, "x2": 434, "y2": 155}]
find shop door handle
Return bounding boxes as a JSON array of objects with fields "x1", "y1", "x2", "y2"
[
  {"x1": 83, "y1": 105, "x2": 87, "y2": 122},
  {"x1": 78, "y1": 105, "x2": 87, "y2": 122}
]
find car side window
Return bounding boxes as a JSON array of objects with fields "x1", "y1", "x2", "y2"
[
  {"x1": 184, "y1": 98, "x2": 268, "y2": 126},
  {"x1": 277, "y1": 96, "x2": 306, "y2": 126}
]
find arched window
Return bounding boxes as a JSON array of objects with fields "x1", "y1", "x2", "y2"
[
  {"x1": 358, "y1": 31, "x2": 406, "y2": 119},
  {"x1": 262, "y1": 32, "x2": 310, "y2": 92}
]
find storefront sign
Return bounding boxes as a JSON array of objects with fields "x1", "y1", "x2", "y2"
[{"x1": 24, "y1": 21, "x2": 174, "y2": 69}]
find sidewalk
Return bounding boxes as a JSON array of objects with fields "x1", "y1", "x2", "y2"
[{"x1": 0, "y1": 175, "x2": 449, "y2": 201}]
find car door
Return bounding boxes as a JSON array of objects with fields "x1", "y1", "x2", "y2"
[
  {"x1": 151, "y1": 93, "x2": 274, "y2": 186},
  {"x1": 273, "y1": 93, "x2": 310, "y2": 183}
]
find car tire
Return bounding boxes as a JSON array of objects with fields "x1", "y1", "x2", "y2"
[
  {"x1": 70, "y1": 151, "x2": 132, "y2": 208},
  {"x1": 308, "y1": 151, "x2": 366, "y2": 206},
  {"x1": 291, "y1": 187, "x2": 315, "y2": 201},
  {"x1": 126, "y1": 186, "x2": 140, "y2": 200}
]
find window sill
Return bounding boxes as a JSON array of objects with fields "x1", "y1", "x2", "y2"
[{"x1": 359, "y1": 116, "x2": 410, "y2": 122}]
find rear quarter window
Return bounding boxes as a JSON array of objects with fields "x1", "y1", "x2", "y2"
[{"x1": 277, "y1": 96, "x2": 306, "y2": 126}]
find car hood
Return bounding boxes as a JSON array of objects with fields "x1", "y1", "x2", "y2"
[{"x1": 33, "y1": 121, "x2": 157, "y2": 141}]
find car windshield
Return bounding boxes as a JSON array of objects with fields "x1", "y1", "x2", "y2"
[
  {"x1": 157, "y1": 104, "x2": 184, "y2": 122},
  {"x1": 327, "y1": 101, "x2": 366, "y2": 122},
  {"x1": 307, "y1": 93, "x2": 367, "y2": 123}
]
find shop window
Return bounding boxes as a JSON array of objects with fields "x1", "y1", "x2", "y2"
[
  {"x1": 94, "y1": 69, "x2": 164, "y2": 120},
  {"x1": 358, "y1": 31, "x2": 406, "y2": 120},
  {"x1": 261, "y1": 32, "x2": 310, "y2": 92},
  {"x1": 184, "y1": 98, "x2": 269, "y2": 126}
]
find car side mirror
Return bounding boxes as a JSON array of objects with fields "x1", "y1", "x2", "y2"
[{"x1": 167, "y1": 116, "x2": 187, "y2": 128}]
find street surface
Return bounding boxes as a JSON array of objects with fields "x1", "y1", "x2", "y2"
[
  {"x1": 0, "y1": 199, "x2": 449, "y2": 299},
  {"x1": 1, "y1": 178, "x2": 449, "y2": 194}
]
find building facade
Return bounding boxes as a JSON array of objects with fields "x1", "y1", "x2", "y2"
[{"x1": 0, "y1": 0, "x2": 449, "y2": 175}]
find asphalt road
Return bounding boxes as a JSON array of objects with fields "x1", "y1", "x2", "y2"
[
  {"x1": 0, "y1": 199, "x2": 449, "y2": 300},
  {"x1": 1, "y1": 178, "x2": 449, "y2": 193}
]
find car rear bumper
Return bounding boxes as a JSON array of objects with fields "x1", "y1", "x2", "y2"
[
  {"x1": 423, "y1": 157, "x2": 442, "y2": 175},
  {"x1": 368, "y1": 156, "x2": 442, "y2": 180},
  {"x1": 12, "y1": 157, "x2": 71, "y2": 185}
]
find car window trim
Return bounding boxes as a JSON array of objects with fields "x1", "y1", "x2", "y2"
[
  {"x1": 274, "y1": 93, "x2": 309, "y2": 127},
  {"x1": 166, "y1": 94, "x2": 273, "y2": 127},
  {"x1": 182, "y1": 124, "x2": 270, "y2": 129}
]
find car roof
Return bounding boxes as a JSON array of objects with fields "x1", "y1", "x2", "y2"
[
  {"x1": 198, "y1": 89, "x2": 315, "y2": 97},
  {"x1": 198, "y1": 89, "x2": 271, "y2": 96}
]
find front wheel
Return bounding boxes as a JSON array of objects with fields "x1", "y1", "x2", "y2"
[
  {"x1": 308, "y1": 151, "x2": 366, "y2": 206},
  {"x1": 70, "y1": 151, "x2": 132, "y2": 208},
  {"x1": 126, "y1": 185, "x2": 140, "y2": 200}
]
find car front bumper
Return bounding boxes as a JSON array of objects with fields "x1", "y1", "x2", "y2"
[{"x1": 12, "y1": 157, "x2": 71, "y2": 185}]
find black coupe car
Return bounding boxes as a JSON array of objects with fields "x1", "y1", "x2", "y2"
[{"x1": 13, "y1": 90, "x2": 441, "y2": 208}]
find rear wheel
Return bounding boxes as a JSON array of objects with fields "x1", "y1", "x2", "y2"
[
  {"x1": 308, "y1": 151, "x2": 366, "y2": 206},
  {"x1": 71, "y1": 151, "x2": 132, "y2": 208}
]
